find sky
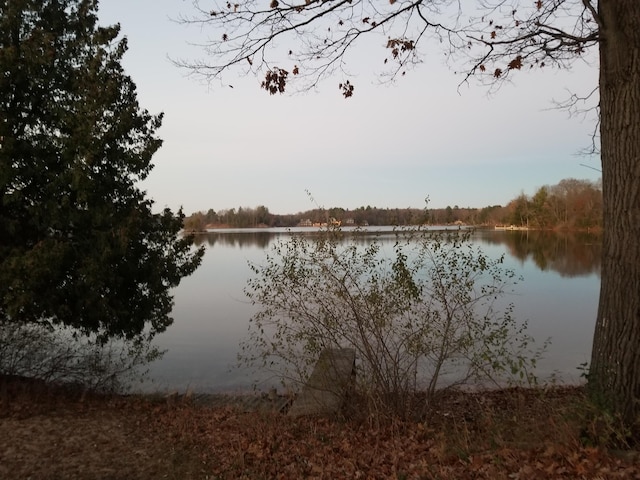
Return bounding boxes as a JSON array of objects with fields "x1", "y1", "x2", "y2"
[{"x1": 97, "y1": 0, "x2": 602, "y2": 216}]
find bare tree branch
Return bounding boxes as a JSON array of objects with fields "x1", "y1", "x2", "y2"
[
  {"x1": 175, "y1": 0, "x2": 463, "y2": 93},
  {"x1": 459, "y1": 0, "x2": 598, "y2": 89},
  {"x1": 175, "y1": 0, "x2": 599, "y2": 97},
  {"x1": 548, "y1": 86, "x2": 601, "y2": 155}
]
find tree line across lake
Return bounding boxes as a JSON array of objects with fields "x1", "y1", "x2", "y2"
[{"x1": 184, "y1": 177, "x2": 602, "y2": 231}]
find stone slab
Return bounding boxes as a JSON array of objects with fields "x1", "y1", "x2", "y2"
[{"x1": 287, "y1": 348, "x2": 356, "y2": 417}]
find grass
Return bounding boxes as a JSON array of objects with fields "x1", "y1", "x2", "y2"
[{"x1": 1, "y1": 375, "x2": 639, "y2": 479}]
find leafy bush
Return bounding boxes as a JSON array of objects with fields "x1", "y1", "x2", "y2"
[{"x1": 242, "y1": 227, "x2": 546, "y2": 416}]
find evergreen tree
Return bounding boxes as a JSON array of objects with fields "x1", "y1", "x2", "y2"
[{"x1": 0, "y1": 0, "x2": 203, "y2": 341}]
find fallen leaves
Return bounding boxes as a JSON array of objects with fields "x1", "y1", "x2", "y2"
[
  {"x1": 152, "y1": 387, "x2": 640, "y2": 479},
  {"x1": 3, "y1": 378, "x2": 640, "y2": 480}
]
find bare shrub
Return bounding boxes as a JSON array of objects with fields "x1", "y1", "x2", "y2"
[
  {"x1": 0, "y1": 320, "x2": 163, "y2": 393},
  {"x1": 242, "y1": 227, "x2": 546, "y2": 417}
]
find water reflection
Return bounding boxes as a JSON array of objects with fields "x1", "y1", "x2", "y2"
[
  {"x1": 194, "y1": 228, "x2": 602, "y2": 278},
  {"x1": 145, "y1": 228, "x2": 601, "y2": 393},
  {"x1": 477, "y1": 230, "x2": 601, "y2": 278},
  {"x1": 193, "y1": 231, "x2": 275, "y2": 249},
  {"x1": 192, "y1": 227, "x2": 403, "y2": 249}
]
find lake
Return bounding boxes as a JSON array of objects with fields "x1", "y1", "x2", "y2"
[{"x1": 142, "y1": 227, "x2": 601, "y2": 393}]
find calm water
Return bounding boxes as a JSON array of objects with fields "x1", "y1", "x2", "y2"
[{"x1": 142, "y1": 228, "x2": 601, "y2": 393}]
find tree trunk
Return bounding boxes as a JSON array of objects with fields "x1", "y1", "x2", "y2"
[{"x1": 590, "y1": 0, "x2": 640, "y2": 434}]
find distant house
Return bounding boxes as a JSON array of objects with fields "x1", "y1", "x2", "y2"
[
  {"x1": 298, "y1": 218, "x2": 313, "y2": 227},
  {"x1": 344, "y1": 218, "x2": 355, "y2": 225}
]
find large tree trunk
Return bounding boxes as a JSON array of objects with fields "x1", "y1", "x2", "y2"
[{"x1": 590, "y1": 0, "x2": 640, "y2": 434}]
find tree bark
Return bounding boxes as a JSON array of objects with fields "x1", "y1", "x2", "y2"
[{"x1": 590, "y1": 0, "x2": 640, "y2": 434}]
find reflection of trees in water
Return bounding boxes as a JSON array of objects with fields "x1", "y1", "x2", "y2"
[
  {"x1": 192, "y1": 232, "x2": 274, "y2": 249},
  {"x1": 192, "y1": 230, "x2": 402, "y2": 249},
  {"x1": 191, "y1": 229, "x2": 601, "y2": 278},
  {"x1": 481, "y1": 230, "x2": 601, "y2": 278}
]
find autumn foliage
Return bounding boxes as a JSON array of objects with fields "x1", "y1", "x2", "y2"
[{"x1": 6, "y1": 378, "x2": 638, "y2": 479}]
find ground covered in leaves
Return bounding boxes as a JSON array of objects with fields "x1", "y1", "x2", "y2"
[{"x1": 1, "y1": 376, "x2": 639, "y2": 479}]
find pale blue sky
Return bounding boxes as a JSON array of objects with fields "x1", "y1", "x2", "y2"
[{"x1": 98, "y1": 0, "x2": 602, "y2": 215}]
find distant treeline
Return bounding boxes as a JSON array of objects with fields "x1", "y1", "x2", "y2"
[{"x1": 183, "y1": 178, "x2": 602, "y2": 231}]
